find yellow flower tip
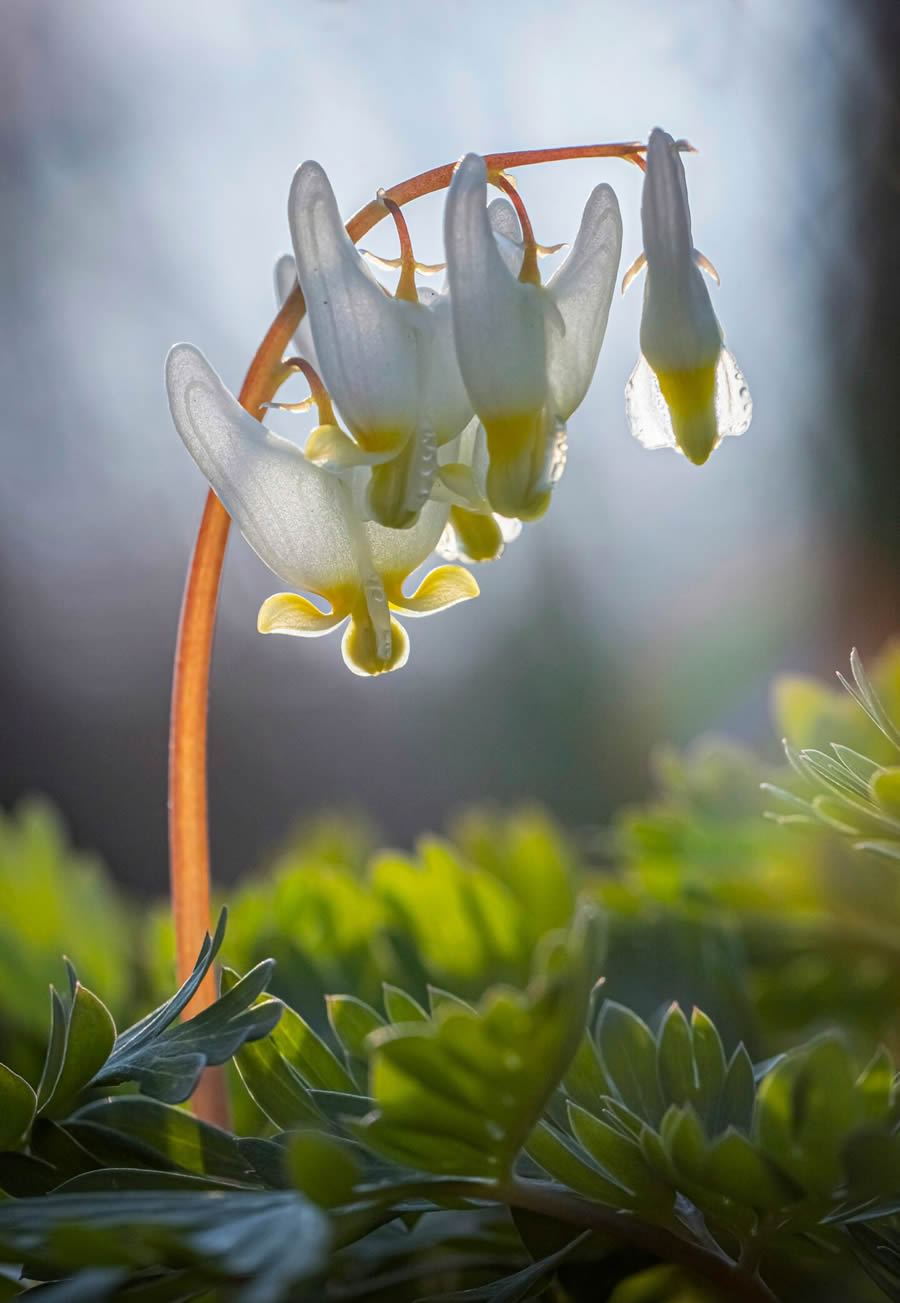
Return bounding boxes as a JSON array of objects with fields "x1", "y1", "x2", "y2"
[
  {"x1": 654, "y1": 361, "x2": 719, "y2": 466},
  {"x1": 483, "y1": 412, "x2": 556, "y2": 522},
  {"x1": 342, "y1": 614, "x2": 409, "y2": 676},
  {"x1": 448, "y1": 506, "x2": 505, "y2": 563},
  {"x1": 388, "y1": 564, "x2": 480, "y2": 615},
  {"x1": 257, "y1": 592, "x2": 345, "y2": 637},
  {"x1": 367, "y1": 433, "x2": 437, "y2": 530}
]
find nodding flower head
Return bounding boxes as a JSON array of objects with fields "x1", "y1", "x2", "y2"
[
  {"x1": 287, "y1": 162, "x2": 472, "y2": 531},
  {"x1": 166, "y1": 344, "x2": 478, "y2": 676},
  {"x1": 444, "y1": 153, "x2": 622, "y2": 521},
  {"x1": 624, "y1": 127, "x2": 752, "y2": 465}
]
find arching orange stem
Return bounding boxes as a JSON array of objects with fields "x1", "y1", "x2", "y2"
[{"x1": 168, "y1": 138, "x2": 645, "y2": 1125}]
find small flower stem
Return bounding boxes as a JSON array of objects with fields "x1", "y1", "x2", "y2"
[{"x1": 167, "y1": 138, "x2": 645, "y2": 1126}]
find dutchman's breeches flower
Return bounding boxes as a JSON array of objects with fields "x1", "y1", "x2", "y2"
[
  {"x1": 444, "y1": 153, "x2": 622, "y2": 521},
  {"x1": 166, "y1": 345, "x2": 478, "y2": 676},
  {"x1": 288, "y1": 162, "x2": 472, "y2": 531},
  {"x1": 624, "y1": 127, "x2": 752, "y2": 464}
]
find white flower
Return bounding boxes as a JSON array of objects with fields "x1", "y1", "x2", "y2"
[
  {"x1": 288, "y1": 162, "x2": 472, "y2": 529},
  {"x1": 444, "y1": 153, "x2": 622, "y2": 520},
  {"x1": 624, "y1": 127, "x2": 752, "y2": 464},
  {"x1": 166, "y1": 344, "x2": 478, "y2": 676}
]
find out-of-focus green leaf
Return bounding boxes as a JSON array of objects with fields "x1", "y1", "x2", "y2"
[
  {"x1": 351, "y1": 918, "x2": 592, "y2": 1179},
  {"x1": 381, "y1": 983, "x2": 428, "y2": 1023},
  {"x1": 756, "y1": 1036, "x2": 859, "y2": 1193},
  {"x1": 567, "y1": 1103, "x2": 673, "y2": 1210},
  {"x1": 0, "y1": 1063, "x2": 36, "y2": 1150},
  {"x1": 595, "y1": 1003, "x2": 664, "y2": 1128},
  {"x1": 0, "y1": 1190, "x2": 330, "y2": 1298},
  {"x1": 372, "y1": 839, "x2": 526, "y2": 985},
  {"x1": 326, "y1": 995, "x2": 385, "y2": 1060},
  {"x1": 286, "y1": 1131, "x2": 360, "y2": 1208}
]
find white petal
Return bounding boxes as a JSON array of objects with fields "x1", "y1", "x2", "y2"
[
  {"x1": 714, "y1": 348, "x2": 753, "y2": 438},
  {"x1": 624, "y1": 353, "x2": 677, "y2": 450},
  {"x1": 545, "y1": 183, "x2": 622, "y2": 419},
  {"x1": 625, "y1": 349, "x2": 751, "y2": 453},
  {"x1": 642, "y1": 128, "x2": 693, "y2": 273},
  {"x1": 289, "y1": 162, "x2": 422, "y2": 445},
  {"x1": 422, "y1": 289, "x2": 473, "y2": 444},
  {"x1": 364, "y1": 496, "x2": 448, "y2": 580},
  {"x1": 488, "y1": 196, "x2": 525, "y2": 276},
  {"x1": 273, "y1": 254, "x2": 319, "y2": 369},
  {"x1": 640, "y1": 130, "x2": 720, "y2": 373},
  {"x1": 444, "y1": 153, "x2": 547, "y2": 422},
  {"x1": 166, "y1": 343, "x2": 359, "y2": 595}
]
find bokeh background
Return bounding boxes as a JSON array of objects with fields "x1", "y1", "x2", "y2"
[{"x1": 1, "y1": 0, "x2": 897, "y2": 895}]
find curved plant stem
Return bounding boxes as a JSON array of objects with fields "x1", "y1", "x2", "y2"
[
  {"x1": 354, "y1": 1176, "x2": 779, "y2": 1302},
  {"x1": 500, "y1": 1180, "x2": 780, "y2": 1303},
  {"x1": 167, "y1": 139, "x2": 645, "y2": 1126}
]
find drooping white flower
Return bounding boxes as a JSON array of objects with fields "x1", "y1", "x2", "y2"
[
  {"x1": 444, "y1": 154, "x2": 622, "y2": 520},
  {"x1": 624, "y1": 127, "x2": 752, "y2": 465},
  {"x1": 166, "y1": 344, "x2": 478, "y2": 676},
  {"x1": 288, "y1": 162, "x2": 472, "y2": 529}
]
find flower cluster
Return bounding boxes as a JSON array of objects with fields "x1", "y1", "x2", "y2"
[{"x1": 167, "y1": 130, "x2": 751, "y2": 675}]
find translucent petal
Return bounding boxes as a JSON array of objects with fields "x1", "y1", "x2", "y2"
[
  {"x1": 639, "y1": 130, "x2": 721, "y2": 374},
  {"x1": 342, "y1": 614, "x2": 409, "y2": 676},
  {"x1": 436, "y1": 508, "x2": 504, "y2": 563},
  {"x1": 488, "y1": 196, "x2": 524, "y2": 276},
  {"x1": 257, "y1": 592, "x2": 346, "y2": 637},
  {"x1": 625, "y1": 350, "x2": 752, "y2": 454},
  {"x1": 305, "y1": 423, "x2": 400, "y2": 470},
  {"x1": 388, "y1": 564, "x2": 479, "y2": 616},
  {"x1": 273, "y1": 254, "x2": 319, "y2": 368},
  {"x1": 166, "y1": 343, "x2": 358, "y2": 596},
  {"x1": 364, "y1": 496, "x2": 449, "y2": 583},
  {"x1": 444, "y1": 153, "x2": 547, "y2": 422},
  {"x1": 545, "y1": 182, "x2": 622, "y2": 419},
  {"x1": 642, "y1": 128, "x2": 693, "y2": 274},
  {"x1": 423, "y1": 290, "x2": 474, "y2": 444},
  {"x1": 715, "y1": 348, "x2": 753, "y2": 438},
  {"x1": 289, "y1": 162, "x2": 423, "y2": 446}
]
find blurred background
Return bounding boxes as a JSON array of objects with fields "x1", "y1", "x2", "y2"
[{"x1": 0, "y1": 0, "x2": 897, "y2": 895}]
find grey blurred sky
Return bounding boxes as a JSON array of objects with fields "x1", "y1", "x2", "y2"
[{"x1": 0, "y1": 0, "x2": 870, "y2": 890}]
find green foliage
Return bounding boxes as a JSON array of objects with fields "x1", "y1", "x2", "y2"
[
  {"x1": 0, "y1": 801, "x2": 132, "y2": 1082},
  {"x1": 8, "y1": 646, "x2": 900, "y2": 1298},
  {"x1": 766, "y1": 648, "x2": 900, "y2": 864}
]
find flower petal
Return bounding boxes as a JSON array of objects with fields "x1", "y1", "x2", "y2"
[
  {"x1": 166, "y1": 343, "x2": 358, "y2": 597},
  {"x1": 625, "y1": 349, "x2": 752, "y2": 458},
  {"x1": 422, "y1": 289, "x2": 474, "y2": 444},
  {"x1": 257, "y1": 592, "x2": 346, "y2": 637},
  {"x1": 273, "y1": 254, "x2": 319, "y2": 368},
  {"x1": 639, "y1": 130, "x2": 721, "y2": 374},
  {"x1": 388, "y1": 563, "x2": 479, "y2": 616},
  {"x1": 305, "y1": 423, "x2": 402, "y2": 470},
  {"x1": 545, "y1": 182, "x2": 622, "y2": 419},
  {"x1": 642, "y1": 128, "x2": 693, "y2": 273},
  {"x1": 436, "y1": 508, "x2": 506, "y2": 563},
  {"x1": 365, "y1": 497, "x2": 449, "y2": 582},
  {"x1": 488, "y1": 196, "x2": 525, "y2": 276},
  {"x1": 445, "y1": 153, "x2": 547, "y2": 422},
  {"x1": 289, "y1": 162, "x2": 423, "y2": 450},
  {"x1": 342, "y1": 614, "x2": 409, "y2": 676}
]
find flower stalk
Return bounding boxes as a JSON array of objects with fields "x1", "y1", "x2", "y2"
[{"x1": 167, "y1": 139, "x2": 645, "y2": 1125}]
